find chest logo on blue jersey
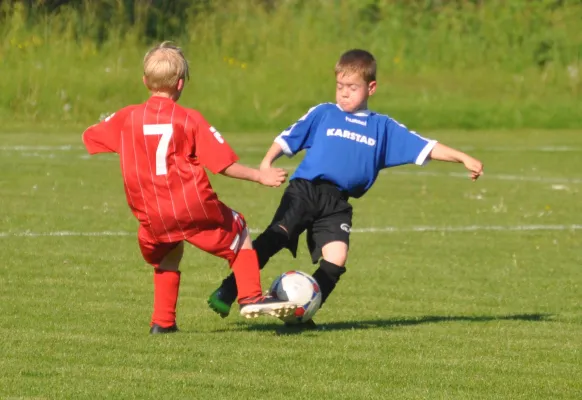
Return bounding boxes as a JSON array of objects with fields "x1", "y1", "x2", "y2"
[
  {"x1": 345, "y1": 116, "x2": 367, "y2": 126},
  {"x1": 326, "y1": 128, "x2": 376, "y2": 146}
]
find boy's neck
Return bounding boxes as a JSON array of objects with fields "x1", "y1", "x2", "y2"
[
  {"x1": 150, "y1": 91, "x2": 179, "y2": 101},
  {"x1": 337, "y1": 101, "x2": 369, "y2": 114},
  {"x1": 355, "y1": 100, "x2": 369, "y2": 112}
]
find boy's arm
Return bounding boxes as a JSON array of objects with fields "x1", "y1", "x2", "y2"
[
  {"x1": 259, "y1": 142, "x2": 285, "y2": 170},
  {"x1": 188, "y1": 111, "x2": 287, "y2": 187},
  {"x1": 220, "y1": 162, "x2": 287, "y2": 187},
  {"x1": 82, "y1": 109, "x2": 129, "y2": 154},
  {"x1": 273, "y1": 104, "x2": 326, "y2": 158},
  {"x1": 429, "y1": 143, "x2": 484, "y2": 181},
  {"x1": 189, "y1": 112, "x2": 239, "y2": 173},
  {"x1": 383, "y1": 119, "x2": 483, "y2": 180}
]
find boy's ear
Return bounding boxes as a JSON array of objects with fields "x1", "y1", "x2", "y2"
[
  {"x1": 368, "y1": 81, "x2": 377, "y2": 96},
  {"x1": 142, "y1": 76, "x2": 148, "y2": 87},
  {"x1": 177, "y1": 78, "x2": 184, "y2": 92}
]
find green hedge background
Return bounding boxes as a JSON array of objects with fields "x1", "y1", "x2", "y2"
[{"x1": 0, "y1": 0, "x2": 580, "y2": 131}]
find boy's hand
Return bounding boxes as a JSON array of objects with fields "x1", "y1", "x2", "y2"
[
  {"x1": 259, "y1": 161, "x2": 272, "y2": 171},
  {"x1": 463, "y1": 156, "x2": 484, "y2": 181},
  {"x1": 428, "y1": 143, "x2": 483, "y2": 181},
  {"x1": 258, "y1": 168, "x2": 287, "y2": 187}
]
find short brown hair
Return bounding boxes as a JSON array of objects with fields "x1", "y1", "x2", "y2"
[
  {"x1": 143, "y1": 41, "x2": 190, "y2": 91},
  {"x1": 335, "y1": 49, "x2": 376, "y2": 83}
]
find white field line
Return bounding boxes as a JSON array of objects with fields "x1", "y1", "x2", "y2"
[
  {"x1": 274, "y1": 166, "x2": 582, "y2": 185},
  {"x1": 3, "y1": 145, "x2": 582, "y2": 185},
  {"x1": 1, "y1": 224, "x2": 581, "y2": 238},
  {"x1": 0, "y1": 145, "x2": 85, "y2": 151},
  {"x1": 1, "y1": 144, "x2": 582, "y2": 152},
  {"x1": 384, "y1": 170, "x2": 582, "y2": 185}
]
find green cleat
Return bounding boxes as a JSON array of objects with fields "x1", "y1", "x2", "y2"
[{"x1": 207, "y1": 288, "x2": 236, "y2": 318}]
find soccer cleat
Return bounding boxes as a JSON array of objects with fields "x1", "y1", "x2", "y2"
[
  {"x1": 284, "y1": 319, "x2": 318, "y2": 330},
  {"x1": 207, "y1": 287, "x2": 237, "y2": 318},
  {"x1": 239, "y1": 295, "x2": 297, "y2": 319},
  {"x1": 149, "y1": 323, "x2": 179, "y2": 334}
]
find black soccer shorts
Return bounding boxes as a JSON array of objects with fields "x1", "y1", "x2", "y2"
[{"x1": 268, "y1": 178, "x2": 353, "y2": 264}]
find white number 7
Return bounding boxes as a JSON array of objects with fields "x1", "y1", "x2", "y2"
[{"x1": 143, "y1": 124, "x2": 173, "y2": 176}]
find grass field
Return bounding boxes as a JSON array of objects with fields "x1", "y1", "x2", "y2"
[{"x1": 1, "y1": 129, "x2": 581, "y2": 399}]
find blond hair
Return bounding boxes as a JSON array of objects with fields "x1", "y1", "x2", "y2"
[
  {"x1": 335, "y1": 49, "x2": 376, "y2": 83},
  {"x1": 143, "y1": 41, "x2": 190, "y2": 91}
]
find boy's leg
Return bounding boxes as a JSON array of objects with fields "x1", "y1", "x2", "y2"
[
  {"x1": 282, "y1": 242, "x2": 346, "y2": 331},
  {"x1": 307, "y1": 195, "x2": 352, "y2": 310},
  {"x1": 151, "y1": 243, "x2": 183, "y2": 334},
  {"x1": 313, "y1": 241, "x2": 348, "y2": 305},
  {"x1": 208, "y1": 180, "x2": 315, "y2": 317},
  {"x1": 189, "y1": 203, "x2": 296, "y2": 319},
  {"x1": 234, "y1": 230, "x2": 297, "y2": 319},
  {"x1": 282, "y1": 202, "x2": 350, "y2": 329},
  {"x1": 138, "y1": 227, "x2": 183, "y2": 334},
  {"x1": 208, "y1": 224, "x2": 294, "y2": 316}
]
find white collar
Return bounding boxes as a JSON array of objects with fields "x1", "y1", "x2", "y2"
[{"x1": 335, "y1": 104, "x2": 370, "y2": 117}]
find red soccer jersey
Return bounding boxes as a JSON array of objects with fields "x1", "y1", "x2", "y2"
[{"x1": 82, "y1": 96, "x2": 239, "y2": 243}]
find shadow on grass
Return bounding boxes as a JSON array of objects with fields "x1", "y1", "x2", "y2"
[{"x1": 221, "y1": 313, "x2": 554, "y2": 336}]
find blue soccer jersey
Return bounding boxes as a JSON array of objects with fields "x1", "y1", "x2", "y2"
[{"x1": 274, "y1": 103, "x2": 437, "y2": 198}]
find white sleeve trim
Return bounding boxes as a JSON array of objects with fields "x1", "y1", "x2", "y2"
[
  {"x1": 415, "y1": 140, "x2": 438, "y2": 166},
  {"x1": 274, "y1": 136, "x2": 294, "y2": 157}
]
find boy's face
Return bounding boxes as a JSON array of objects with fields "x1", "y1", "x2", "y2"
[{"x1": 335, "y1": 73, "x2": 376, "y2": 113}]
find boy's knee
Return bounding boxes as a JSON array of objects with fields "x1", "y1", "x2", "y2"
[
  {"x1": 276, "y1": 224, "x2": 289, "y2": 234},
  {"x1": 158, "y1": 242, "x2": 184, "y2": 271},
  {"x1": 252, "y1": 224, "x2": 291, "y2": 268},
  {"x1": 254, "y1": 224, "x2": 290, "y2": 247},
  {"x1": 238, "y1": 227, "x2": 253, "y2": 250},
  {"x1": 321, "y1": 241, "x2": 348, "y2": 266}
]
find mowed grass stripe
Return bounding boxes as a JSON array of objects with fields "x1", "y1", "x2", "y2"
[{"x1": 1, "y1": 129, "x2": 580, "y2": 399}]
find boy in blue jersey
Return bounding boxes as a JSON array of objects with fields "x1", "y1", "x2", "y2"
[{"x1": 208, "y1": 49, "x2": 483, "y2": 326}]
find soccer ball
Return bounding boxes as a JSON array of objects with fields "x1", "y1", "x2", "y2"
[{"x1": 269, "y1": 270, "x2": 322, "y2": 324}]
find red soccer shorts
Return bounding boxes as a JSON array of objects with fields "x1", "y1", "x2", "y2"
[{"x1": 138, "y1": 201, "x2": 247, "y2": 267}]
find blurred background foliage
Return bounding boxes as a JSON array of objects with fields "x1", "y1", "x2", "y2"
[{"x1": 0, "y1": 0, "x2": 580, "y2": 131}]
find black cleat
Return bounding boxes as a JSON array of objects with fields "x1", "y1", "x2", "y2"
[
  {"x1": 284, "y1": 319, "x2": 318, "y2": 330},
  {"x1": 150, "y1": 323, "x2": 179, "y2": 334}
]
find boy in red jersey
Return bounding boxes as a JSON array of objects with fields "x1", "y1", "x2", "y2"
[{"x1": 82, "y1": 41, "x2": 296, "y2": 334}]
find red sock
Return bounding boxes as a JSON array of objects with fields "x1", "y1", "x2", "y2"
[
  {"x1": 151, "y1": 269, "x2": 181, "y2": 328},
  {"x1": 231, "y1": 249, "x2": 262, "y2": 303}
]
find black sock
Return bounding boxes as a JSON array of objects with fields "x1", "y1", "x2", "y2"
[
  {"x1": 312, "y1": 259, "x2": 346, "y2": 306},
  {"x1": 219, "y1": 273, "x2": 238, "y2": 303},
  {"x1": 219, "y1": 225, "x2": 290, "y2": 301},
  {"x1": 253, "y1": 225, "x2": 290, "y2": 268}
]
